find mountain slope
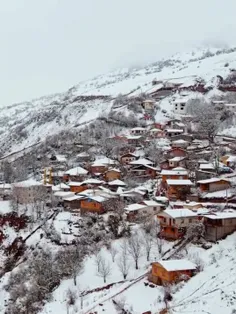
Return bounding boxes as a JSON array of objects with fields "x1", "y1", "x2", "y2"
[{"x1": 1, "y1": 46, "x2": 236, "y2": 155}]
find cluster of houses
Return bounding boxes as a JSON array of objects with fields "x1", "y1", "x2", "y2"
[{"x1": 3, "y1": 97, "x2": 236, "y2": 288}]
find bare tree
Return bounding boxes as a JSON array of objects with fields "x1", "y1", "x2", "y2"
[
  {"x1": 94, "y1": 250, "x2": 103, "y2": 272},
  {"x1": 103, "y1": 199, "x2": 125, "y2": 219},
  {"x1": 117, "y1": 240, "x2": 130, "y2": 279},
  {"x1": 128, "y1": 233, "x2": 142, "y2": 269},
  {"x1": 97, "y1": 255, "x2": 112, "y2": 283},
  {"x1": 186, "y1": 99, "x2": 221, "y2": 143},
  {"x1": 57, "y1": 246, "x2": 84, "y2": 286},
  {"x1": 110, "y1": 244, "x2": 118, "y2": 262},
  {"x1": 142, "y1": 231, "x2": 154, "y2": 261}
]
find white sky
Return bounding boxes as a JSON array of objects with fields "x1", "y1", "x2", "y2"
[{"x1": 0, "y1": 0, "x2": 236, "y2": 106}]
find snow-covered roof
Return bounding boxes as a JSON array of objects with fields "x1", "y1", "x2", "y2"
[
  {"x1": 129, "y1": 158, "x2": 153, "y2": 166},
  {"x1": 107, "y1": 168, "x2": 121, "y2": 173},
  {"x1": 68, "y1": 181, "x2": 82, "y2": 187},
  {"x1": 166, "y1": 179, "x2": 193, "y2": 186},
  {"x1": 82, "y1": 179, "x2": 104, "y2": 185},
  {"x1": 155, "y1": 196, "x2": 169, "y2": 203},
  {"x1": 65, "y1": 166, "x2": 88, "y2": 176},
  {"x1": 225, "y1": 103, "x2": 236, "y2": 107},
  {"x1": 54, "y1": 191, "x2": 75, "y2": 198},
  {"x1": 77, "y1": 152, "x2": 90, "y2": 157},
  {"x1": 172, "y1": 139, "x2": 188, "y2": 144},
  {"x1": 54, "y1": 183, "x2": 70, "y2": 189},
  {"x1": 108, "y1": 179, "x2": 126, "y2": 186},
  {"x1": 0, "y1": 201, "x2": 11, "y2": 215},
  {"x1": 94, "y1": 157, "x2": 116, "y2": 165},
  {"x1": 166, "y1": 129, "x2": 184, "y2": 133},
  {"x1": 197, "y1": 178, "x2": 230, "y2": 184},
  {"x1": 161, "y1": 208, "x2": 197, "y2": 218},
  {"x1": 131, "y1": 127, "x2": 146, "y2": 131},
  {"x1": 55, "y1": 154, "x2": 67, "y2": 162},
  {"x1": 142, "y1": 200, "x2": 161, "y2": 206},
  {"x1": 150, "y1": 128, "x2": 162, "y2": 133},
  {"x1": 125, "y1": 203, "x2": 147, "y2": 212},
  {"x1": 199, "y1": 163, "x2": 215, "y2": 170},
  {"x1": 157, "y1": 259, "x2": 196, "y2": 271},
  {"x1": 126, "y1": 135, "x2": 142, "y2": 140},
  {"x1": 64, "y1": 195, "x2": 85, "y2": 202},
  {"x1": 0, "y1": 183, "x2": 12, "y2": 189},
  {"x1": 203, "y1": 211, "x2": 236, "y2": 220},
  {"x1": 13, "y1": 179, "x2": 42, "y2": 188},
  {"x1": 169, "y1": 156, "x2": 185, "y2": 162},
  {"x1": 87, "y1": 195, "x2": 106, "y2": 203},
  {"x1": 161, "y1": 169, "x2": 188, "y2": 175}
]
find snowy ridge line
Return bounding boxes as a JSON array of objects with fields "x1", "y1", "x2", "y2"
[{"x1": 83, "y1": 272, "x2": 148, "y2": 314}]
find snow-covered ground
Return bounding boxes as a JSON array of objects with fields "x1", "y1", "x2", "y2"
[{"x1": 1, "y1": 46, "x2": 236, "y2": 155}]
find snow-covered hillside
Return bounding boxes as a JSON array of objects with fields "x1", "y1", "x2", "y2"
[{"x1": 1, "y1": 46, "x2": 236, "y2": 155}]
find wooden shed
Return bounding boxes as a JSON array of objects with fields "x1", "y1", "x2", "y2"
[
  {"x1": 197, "y1": 178, "x2": 231, "y2": 193},
  {"x1": 149, "y1": 260, "x2": 196, "y2": 285}
]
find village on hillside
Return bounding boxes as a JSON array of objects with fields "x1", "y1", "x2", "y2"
[{"x1": 2, "y1": 91, "x2": 236, "y2": 314}]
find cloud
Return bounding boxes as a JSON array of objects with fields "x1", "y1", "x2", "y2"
[{"x1": 0, "y1": 0, "x2": 236, "y2": 106}]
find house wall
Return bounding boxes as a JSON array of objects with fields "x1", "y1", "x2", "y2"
[
  {"x1": 80, "y1": 200, "x2": 104, "y2": 214},
  {"x1": 105, "y1": 171, "x2": 121, "y2": 181},
  {"x1": 151, "y1": 263, "x2": 193, "y2": 284},
  {"x1": 162, "y1": 174, "x2": 188, "y2": 182},
  {"x1": 64, "y1": 200, "x2": 81, "y2": 210},
  {"x1": 70, "y1": 185, "x2": 87, "y2": 193},
  {"x1": 205, "y1": 218, "x2": 236, "y2": 241},
  {"x1": 90, "y1": 165, "x2": 107, "y2": 174},
  {"x1": 121, "y1": 156, "x2": 136, "y2": 164},
  {"x1": 168, "y1": 149, "x2": 186, "y2": 158},
  {"x1": 199, "y1": 181, "x2": 230, "y2": 192}
]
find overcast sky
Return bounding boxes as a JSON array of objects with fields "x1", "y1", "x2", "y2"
[{"x1": 0, "y1": 0, "x2": 236, "y2": 106}]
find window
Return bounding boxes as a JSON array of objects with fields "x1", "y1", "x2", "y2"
[
  {"x1": 189, "y1": 218, "x2": 192, "y2": 223},
  {"x1": 153, "y1": 207, "x2": 157, "y2": 211},
  {"x1": 163, "y1": 218, "x2": 166, "y2": 223},
  {"x1": 171, "y1": 228, "x2": 175, "y2": 232},
  {"x1": 173, "y1": 219, "x2": 176, "y2": 224}
]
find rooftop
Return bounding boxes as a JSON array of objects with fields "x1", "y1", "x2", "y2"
[
  {"x1": 166, "y1": 179, "x2": 193, "y2": 186},
  {"x1": 65, "y1": 166, "x2": 88, "y2": 176},
  {"x1": 203, "y1": 211, "x2": 236, "y2": 220},
  {"x1": 125, "y1": 203, "x2": 147, "y2": 212},
  {"x1": 129, "y1": 158, "x2": 153, "y2": 166},
  {"x1": 157, "y1": 259, "x2": 196, "y2": 271},
  {"x1": 161, "y1": 208, "x2": 197, "y2": 218},
  {"x1": 13, "y1": 179, "x2": 42, "y2": 188},
  {"x1": 108, "y1": 179, "x2": 126, "y2": 186},
  {"x1": 197, "y1": 178, "x2": 230, "y2": 184}
]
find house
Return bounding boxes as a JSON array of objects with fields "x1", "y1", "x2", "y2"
[
  {"x1": 130, "y1": 127, "x2": 147, "y2": 135},
  {"x1": 173, "y1": 99, "x2": 188, "y2": 114},
  {"x1": 129, "y1": 158, "x2": 153, "y2": 167},
  {"x1": 223, "y1": 155, "x2": 236, "y2": 168},
  {"x1": 149, "y1": 128, "x2": 165, "y2": 138},
  {"x1": 76, "y1": 152, "x2": 91, "y2": 162},
  {"x1": 168, "y1": 157, "x2": 186, "y2": 169},
  {"x1": 171, "y1": 133, "x2": 193, "y2": 142},
  {"x1": 199, "y1": 163, "x2": 215, "y2": 173},
  {"x1": 172, "y1": 139, "x2": 189, "y2": 149},
  {"x1": 52, "y1": 183, "x2": 70, "y2": 192},
  {"x1": 165, "y1": 129, "x2": 184, "y2": 138},
  {"x1": 80, "y1": 196, "x2": 108, "y2": 214},
  {"x1": 160, "y1": 160, "x2": 170, "y2": 170},
  {"x1": 165, "y1": 147, "x2": 187, "y2": 159},
  {"x1": 125, "y1": 200, "x2": 161, "y2": 221},
  {"x1": 157, "y1": 208, "x2": 201, "y2": 239},
  {"x1": 90, "y1": 161, "x2": 108, "y2": 175},
  {"x1": 224, "y1": 103, "x2": 236, "y2": 113},
  {"x1": 149, "y1": 260, "x2": 196, "y2": 285},
  {"x1": 166, "y1": 179, "x2": 193, "y2": 200},
  {"x1": 197, "y1": 178, "x2": 231, "y2": 193},
  {"x1": 104, "y1": 168, "x2": 121, "y2": 181},
  {"x1": 12, "y1": 179, "x2": 48, "y2": 204},
  {"x1": 63, "y1": 195, "x2": 85, "y2": 211},
  {"x1": 120, "y1": 153, "x2": 137, "y2": 165},
  {"x1": 203, "y1": 211, "x2": 236, "y2": 242},
  {"x1": 161, "y1": 168, "x2": 188, "y2": 183},
  {"x1": 127, "y1": 135, "x2": 143, "y2": 146},
  {"x1": 142, "y1": 99, "x2": 155, "y2": 111},
  {"x1": 53, "y1": 191, "x2": 75, "y2": 205},
  {"x1": 69, "y1": 179, "x2": 104, "y2": 193},
  {"x1": 129, "y1": 164, "x2": 157, "y2": 179},
  {"x1": 64, "y1": 166, "x2": 88, "y2": 182}
]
